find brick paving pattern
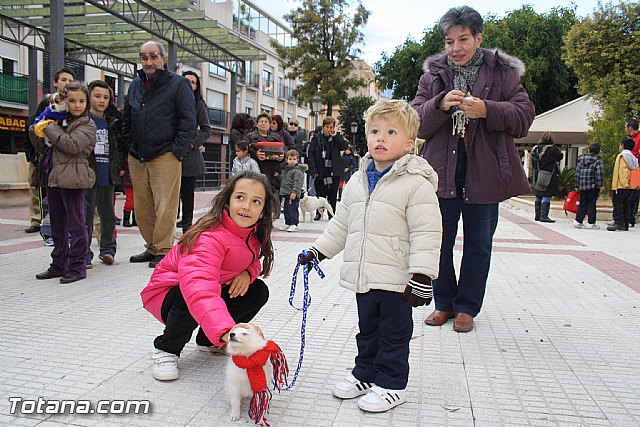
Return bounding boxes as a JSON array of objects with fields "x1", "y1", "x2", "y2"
[{"x1": 0, "y1": 191, "x2": 639, "y2": 426}]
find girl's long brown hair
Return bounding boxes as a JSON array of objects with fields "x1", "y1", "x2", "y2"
[{"x1": 178, "y1": 172, "x2": 278, "y2": 277}]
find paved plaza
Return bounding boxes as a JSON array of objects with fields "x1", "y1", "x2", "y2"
[{"x1": 1, "y1": 191, "x2": 639, "y2": 426}]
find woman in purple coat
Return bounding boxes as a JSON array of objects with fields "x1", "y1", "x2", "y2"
[{"x1": 411, "y1": 6, "x2": 535, "y2": 332}]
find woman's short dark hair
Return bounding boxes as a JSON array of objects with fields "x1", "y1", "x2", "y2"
[
  {"x1": 271, "y1": 114, "x2": 284, "y2": 132},
  {"x1": 256, "y1": 112, "x2": 270, "y2": 123},
  {"x1": 231, "y1": 113, "x2": 254, "y2": 132},
  {"x1": 438, "y1": 6, "x2": 483, "y2": 39}
]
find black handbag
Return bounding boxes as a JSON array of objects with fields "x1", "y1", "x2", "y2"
[{"x1": 534, "y1": 169, "x2": 553, "y2": 191}]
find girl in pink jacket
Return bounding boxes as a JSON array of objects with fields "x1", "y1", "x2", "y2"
[{"x1": 141, "y1": 171, "x2": 279, "y2": 381}]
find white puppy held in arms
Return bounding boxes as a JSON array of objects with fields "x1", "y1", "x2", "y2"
[
  {"x1": 299, "y1": 191, "x2": 335, "y2": 222},
  {"x1": 225, "y1": 323, "x2": 288, "y2": 426}
]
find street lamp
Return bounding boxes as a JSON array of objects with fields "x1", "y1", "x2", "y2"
[
  {"x1": 311, "y1": 94, "x2": 322, "y2": 129},
  {"x1": 350, "y1": 121, "x2": 358, "y2": 147}
]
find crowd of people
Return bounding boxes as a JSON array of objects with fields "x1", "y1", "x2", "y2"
[{"x1": 21, "y1": 4, "x2": 640, "y2": 417}]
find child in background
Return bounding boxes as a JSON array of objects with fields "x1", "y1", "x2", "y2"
[
  {"x1": 29, "y1": 81, "x2": 97, "y2": 284},
  {"x1": 279, "y1": 149, "x2": 307, "y2": 232},
  {"x1": 85, "y1": 80, "x2": 125, "y2": 267},
  {"x1": 231, "y1": 139, "x2": 261, "y2": 176},
  {"x1": 573, "y1": 142, "x2": 604, "y2": 229},
  {"x1": 339, "y1": 145, "x2": 357, "y2": 201},
  {"x1": 298, "y1": 99, "x2": 442, "y2": 412},
  {"x1": 608, "y1": 137, "x2": 639, "y2": 231},
  {"x1": 140, "y1": 171, "x2": 278, "y2": 381}
]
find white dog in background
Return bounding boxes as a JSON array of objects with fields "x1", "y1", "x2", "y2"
[
  {"x1": 299, "y1": 191, "x2": 334, "y2": 222},
  {"x1": 225, "y1": 324, "x2": 273, "y2": 422}
]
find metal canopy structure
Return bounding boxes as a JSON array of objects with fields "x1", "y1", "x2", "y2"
[{"x1": 0, "y1": 0, "x2": 267, "y2": 78}]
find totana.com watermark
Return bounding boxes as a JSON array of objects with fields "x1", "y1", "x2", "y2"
[{"x1": 8, "y1": 397, "x2": 151, "y2": 415}]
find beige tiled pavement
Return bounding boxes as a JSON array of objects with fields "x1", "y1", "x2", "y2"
[{"x1": 1, "y1": 191, "x2": 639, "y2": 426}]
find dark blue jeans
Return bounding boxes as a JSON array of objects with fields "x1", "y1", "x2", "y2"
[
  {"x1": 575, "y1": 188, "x2": 600, "y2": 225},
  {"x1": 434, "y1": 197, "x2": 499, "y2": 317},
  {"x1": 283, "y1": 196, "x2": 300, "y2": 226},
  {"x1": 352, "y1": 290, "x2": 412, "y2": 390}
]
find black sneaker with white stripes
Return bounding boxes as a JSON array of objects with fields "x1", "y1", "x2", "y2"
[
  {"x1": 332, "y1": 374, "x2": 373, "y2": 399},
  {"x1": 357, "y1": 385, "x2": 407, "y2": 412}
]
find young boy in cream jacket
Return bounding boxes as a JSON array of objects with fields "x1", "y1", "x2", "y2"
[{"x1": 298, "y1": 99, "x2": 442, "y2": 412}]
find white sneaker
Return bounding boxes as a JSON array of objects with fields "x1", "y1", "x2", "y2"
[
  {"x1": 587, "y1": 223, "x2": 600, "y2": 229},
  {"x1": 572, "y1": 220, "x2": 585, "y2": 229},
  {"x1": 197, "y1": 345, "x2": 226, "y2": 354},
  {"x1": 151, "y1": 348, "x2": 179, "y2": 381},
  {"x1": 357, "y1": 386, "x2": 406, "y2": 413},
  {"x1": 332, "y1": 374, "x2": 373, "y2": 399},
  {"x1": 277, "y1": 224, "x2": 289, "y2": 231},
  {"x1": 287, "y1": 225, "x2": 298, "y2": 232}
]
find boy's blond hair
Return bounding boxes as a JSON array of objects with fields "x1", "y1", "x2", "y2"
[{"x1": 364, "y1": 99, "x2": 420, "y2": 141}]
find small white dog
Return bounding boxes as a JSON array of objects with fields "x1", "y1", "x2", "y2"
[
  {"x1": 299, "y1": 191, "x2": 335, "y2": 222},
  {"x1": 225, "y1": 323, "x2": 288, "y2": 425}
]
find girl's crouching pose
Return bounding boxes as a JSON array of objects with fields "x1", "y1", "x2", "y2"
[{"x1": 140, "y1": 171, "x2": 279, "y2": 381}]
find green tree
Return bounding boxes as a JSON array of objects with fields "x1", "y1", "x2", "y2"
[
  {"x1": 588, "y1": 89, "x2": 628, "y2": 191},
  {"x1": 338, "y1": 95, "x2": 374, "y2": 155},
  {"x1": 375, "y1": 27, "x2": 442, "y2": 100},
  {"x1": 483, "y1": 5, "x2": 579, "y2": 113},
  {"x1": 272, "y1": 0, "x2": 370, "y2": 116},
  {"x1": 563, "y1": 1, "x2": 640, "y2": 116}
]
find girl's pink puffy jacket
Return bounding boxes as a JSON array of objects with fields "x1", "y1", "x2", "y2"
[{"x1": 140, "y1": 211, "x2": 263, "y2": 346}]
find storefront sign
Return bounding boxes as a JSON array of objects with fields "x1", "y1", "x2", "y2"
[{"x1": 0, "y1": 114, "x2": 26, "y2": 132}]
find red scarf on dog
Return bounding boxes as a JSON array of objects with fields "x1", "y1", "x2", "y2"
[{"x1": 232, "y1": 340, "x2": 288, "y2": 426}]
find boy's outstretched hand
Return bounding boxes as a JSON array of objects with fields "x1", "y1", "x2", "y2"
[
  {"x1": 403, "y1": 273, "x2": 433, "y2": 307},
  {"x1": 298, "y1": 247, "x2": 325, "y2": 267}
]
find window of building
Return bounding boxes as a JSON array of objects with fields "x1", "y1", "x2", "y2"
[
  {"x1": 207, "y1": 90, "x2": 225, "y2": 110},
  {"x1": 209, "y1": 62, "x2": 227, "y2": 78},
  {"x1": 1, "y1": 57, "x2": 15, "y2": 74},
  {"x1": 262, "y1": 67, "x2": 273, "y2": 95},
  {"x1": 245, "y1": 100, "x2": 254, "y2": 117}
]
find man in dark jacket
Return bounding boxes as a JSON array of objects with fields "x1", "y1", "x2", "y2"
[
  {"x1": 411, "y1": 6, "x2": 535, "y2": 333},
  {"x1": 121, "y1": 40, "x2": 196, "y2": 268},
  {"x1": 307, "y1": 116, "x2": 348, "y2": 219}
]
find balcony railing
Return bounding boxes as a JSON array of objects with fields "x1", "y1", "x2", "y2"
[
  {"x1": 207, "y1": 107, "x2": 228, "y2": 129},
  {"x1": 246, "y1": 72, "x2": 259, "y2": 89},
  {"x1": 277, "y1": 83, "x2": 297, "y2": 102},
  {"x1": 0, "y1": 72, "x2": 28, "y2": 105}
]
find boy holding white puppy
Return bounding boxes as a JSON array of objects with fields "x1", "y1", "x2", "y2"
[{"x1": 298, "y1": 99, "x2": 442, "y2": 412}]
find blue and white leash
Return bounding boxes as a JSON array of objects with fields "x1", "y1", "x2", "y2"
[{"x1": 284, "y1": 250, "x2": 324, "y2": 390}]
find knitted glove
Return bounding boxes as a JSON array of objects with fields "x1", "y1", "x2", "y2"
[
  {"x1": 297, "y1": 247, "x2": 325, "y2": 267},
  {"x1": 34, "y1": 119, "x2": 55, "y2": 138},
  {"x1": 402, "y1": 273, "x2": 433, "y2": 308}
]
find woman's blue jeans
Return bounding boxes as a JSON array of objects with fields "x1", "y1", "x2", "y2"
[{"x1": 433, "y1": 196, "x2": 499, "y2": 317}]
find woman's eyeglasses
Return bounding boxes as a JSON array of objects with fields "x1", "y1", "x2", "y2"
[{"x1": 289, "y1": 123, "x2": 298, "y2": 127}]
